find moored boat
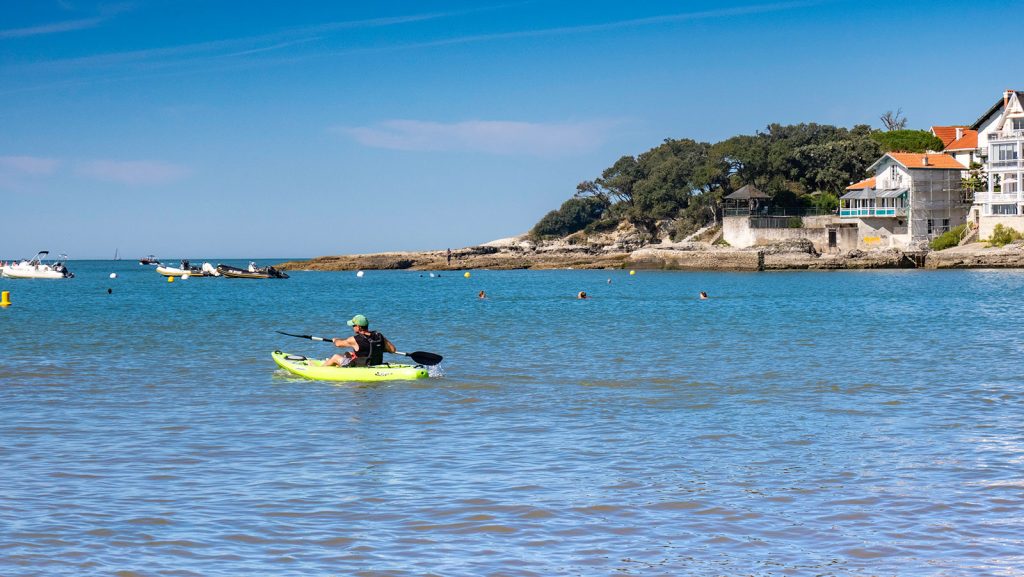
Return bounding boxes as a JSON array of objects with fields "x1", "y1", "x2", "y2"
[
  {"x1": 217, "y1": 262, "x2": 289, "y2": 279},
  {"x1": 1, "y1": 251, "x2": 74, "y2": 279},
  {"x1": 139, "y1": 255, "x2": 161, "y2": 265},
  {"x1": 155, "y1": 260, "x2": 220, "y2": 277}
]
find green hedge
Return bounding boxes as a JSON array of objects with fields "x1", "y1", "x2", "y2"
[{"x1": 930, "y1": 224, "x2": 967, "y2": 251}]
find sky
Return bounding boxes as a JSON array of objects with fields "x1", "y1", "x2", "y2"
[{"x1": 1, "y1": 0, "x2": 1022, "y2": 259}]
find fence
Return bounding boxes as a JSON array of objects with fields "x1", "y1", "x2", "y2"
[
  {"x1": 724, "y1": 207, "x2": 828, "y2": 217},
  {"x1": 750, "y1": 216, "x2": 804, "y2": 229}
]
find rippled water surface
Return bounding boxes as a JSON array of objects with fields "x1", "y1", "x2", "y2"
[{"x1": 3, "y1": 261, "x2": 1024, "y2": 576}]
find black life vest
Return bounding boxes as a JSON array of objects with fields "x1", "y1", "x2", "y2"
[{"x1": 352, "y1": 331, "x2": 385, "y2": 366}]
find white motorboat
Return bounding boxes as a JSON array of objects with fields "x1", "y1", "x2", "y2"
[
  {"x1": 1, "y1": 251, "x2": 74, "y2": 279},
  {"x1": 155, "y1": 260, "x2": 220, "y2": 277}
]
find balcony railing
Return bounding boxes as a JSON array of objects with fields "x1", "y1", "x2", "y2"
[
  {"x1": 839, "y1": 207, "x2": 907, "y2": 218},
  {"x1": 724, "y1": 207, "x2": 828, "y2": 217},
  {"x1": 976, "y1": 192, "x2": 1021, "y2": 204},
  {"x1": 988, "y1": 130, "x2": 1024, "y2": 142},
  {"x1": 990, "y1": 159, "x2": 1023, "y2": 169}
]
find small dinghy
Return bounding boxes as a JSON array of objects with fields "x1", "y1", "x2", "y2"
[
  {"x1": 1, "y1": 251, "x2": 74, "y2": 279},
  {"x1": 155, "y1": 260, "x2": 220, "y2": 277},
  {"x1": 139, "y1": 255, "x2": 161, "y2": 266},
  {"x1": 217, "y1": 262, "x2": 289, "y2": 279}
]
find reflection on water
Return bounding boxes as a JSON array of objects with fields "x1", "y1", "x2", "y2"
[{"x1": 2, "y1": 263, "x2": 1024, "y2": 575}]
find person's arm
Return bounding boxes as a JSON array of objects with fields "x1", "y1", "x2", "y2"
[
  {"x1": 332, "y1": 336, "x2": 356, "y2": 349},
  {"x1": 384, "y1": 337, "x2": 396, "y2": 354}
]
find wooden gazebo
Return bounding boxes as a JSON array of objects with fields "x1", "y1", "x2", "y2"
[{"x1": 724, "y1": 184, "x2": 770, "y2": 214}]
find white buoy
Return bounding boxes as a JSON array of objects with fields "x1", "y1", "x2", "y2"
[
  {"x1": 356, "y1": 270, "x2": 364, "y2": 278},
  {"x1": 109, "y1": 273, "x2": 117, "y2": 279},
  {"x1": 181, "y1": 273, "x2": 190, "y2": 280},
  {"x1": 429, "y1": 273, "x2": 435, "y2": 278}
]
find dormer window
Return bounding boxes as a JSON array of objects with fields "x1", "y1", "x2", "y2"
[
  {"x1": 889, "y1": 165, "x2": 899, "y2": 184},
  {"x1": 1013, "y1": 118, "x2": 1024, "y2": 131}
]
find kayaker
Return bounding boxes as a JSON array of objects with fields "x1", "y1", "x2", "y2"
[
  {"x1": 699, "y1": 291, "x2": 708, "y2": 300},
  {"x1": 323, "y1": 314, "x2": 396, "y2": 368}
]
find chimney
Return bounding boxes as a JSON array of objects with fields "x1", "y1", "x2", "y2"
[
  {"x1": 922, "y1": 155, "x2": 929, "y2": 166},
  {"x1": 955, "y1": 127, "x2": 964, "y2": 140},
  {"x1": 1005, "y1": 90, "x2": 1012, "y2": 108}
]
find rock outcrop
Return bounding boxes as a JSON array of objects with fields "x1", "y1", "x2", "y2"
[
  {"x1": 925, "y1": 242, "x2": 1024, "y2": 269},
  {"x1": 275, "y1": 231, "x2": 1024, "y2": 273}
]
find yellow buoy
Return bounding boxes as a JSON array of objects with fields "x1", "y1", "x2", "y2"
[
  {"x1": 629, "y1": 270, "x2": 636, "y2": 276},
  {"x1": 464, "y1": 272, "x2": 471, "y2": 278},
  {"x1": 167, "y1": 276, "x2": 174, "y2": 283},
  {"x1": 0, "y1": 291, "x2": 10, "y2": 307}
]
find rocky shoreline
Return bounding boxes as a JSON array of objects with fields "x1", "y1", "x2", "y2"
[{"x1": 276, "y1": 235, "x2": 1024, "y2": 272}]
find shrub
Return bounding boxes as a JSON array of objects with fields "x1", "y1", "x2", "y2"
[
  {"x1": 988, "y1": 224, "x2": 1024, "y2": 247},
  {"x1": 786, "y1": 217, "x2": 803, "y2": 228},
  {"x1": 930, "y1": 224, "x2": 966, "y2": 251},
  {"x1": 809, "y1": 192, "x2": 839, "y2": 213},
  {"x1": 530, "y1": 196, "x2": 609, "y2": 239},
  {"x1": 583, "y1": 218, "x2": 619, "y2": 235}
]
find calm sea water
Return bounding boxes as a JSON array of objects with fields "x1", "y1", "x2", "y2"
[{"x1": 2, "y1": 260, "x2": 1024, "y2": 576}]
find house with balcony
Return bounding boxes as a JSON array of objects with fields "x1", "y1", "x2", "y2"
[
  {"x1": 839, "y1": 152, "x2": 969, "y2": 249},
  {"x1": 970, "y1": 90, "x2": 1024, "y2": 236}
]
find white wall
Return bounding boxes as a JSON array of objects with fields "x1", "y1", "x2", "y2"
[
  {"x1": 979, "y1": 215, "x2": 1024, "y2": 238},
  {"x1": 723, "y1": 215, "x2": 838, "y2": 252}
]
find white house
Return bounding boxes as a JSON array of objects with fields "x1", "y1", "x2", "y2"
[
  {"x1": 839, "y1": 152, "x2": 969, "y2": 249},
  {"x1": 970, "y1": 90, "x2": 1024, "y2": 236}
]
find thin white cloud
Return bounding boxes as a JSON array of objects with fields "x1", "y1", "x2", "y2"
[
  {"x1": 360, "y1": 0, "x2": 827, "y2": 53},
  {"x1": 341, "y1": 119, "x2": 617, "y2": 156},
  {"x1": 0, "y1": 155, "x2": 60, "y2": 175},
  {"x1": 11, "y1": 8, "x2": 481, "y2": 72},
  {"x1": 0, "y1": 17, "x2": 104, "y2": 39},
  {"x1": 76, "y1": 159, "x2": 190, "y2": 185}
]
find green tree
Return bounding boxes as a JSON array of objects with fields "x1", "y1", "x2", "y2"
[
  {"x1": 577, "y1": 155, "x2": 641, "y2": 206},
  {"x1": 530, "y1": 196, "x2": 609, "y2": 239},
  {"x1": 870, "y1": 129, "x2": 944, "y2": 153}
]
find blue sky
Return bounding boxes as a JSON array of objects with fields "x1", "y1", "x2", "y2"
[{"x1": 1, "y1": 0, "x2": 1021, "y2": 259}]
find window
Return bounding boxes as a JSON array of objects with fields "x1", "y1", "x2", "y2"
[
  {"x1": 927, "y1": 219, "x2": 934, "y2": 234},
  {"x1": 993, "y1": 143, "x2": 1018, "y2": 161},
  {"x1": 992, "y1": 204, "x2": 1018, "y2": 215},
  {"x1": 1013, "y1": 118, "x2": 1024, "y2": 131}
]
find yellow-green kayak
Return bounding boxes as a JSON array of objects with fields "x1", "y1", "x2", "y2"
[{"x1": 272, "y1": 351, "x2": 429, "y2": 382}]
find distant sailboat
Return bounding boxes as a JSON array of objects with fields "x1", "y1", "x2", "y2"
[{"x1": 114, "y1": 248, "x2": 120, "y2": 261}]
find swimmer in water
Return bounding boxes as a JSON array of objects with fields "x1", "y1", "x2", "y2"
[
  {"x1": 478, "y1": 290, "x2": 486, "y2": 299},
  {"x1": 699, "y1": 291, "x2": 708, "y2": 300},
  {"x1": 578, "y1": 291, "x2": 588, "y2": 299}
]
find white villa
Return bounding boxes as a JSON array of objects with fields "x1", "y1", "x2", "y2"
[
  {"x1": 971, "y1": 90, "x2": 1024, "y2": 236},
  {"x1": 839, "y1": 152, "x2": 969, "y2": 249}
]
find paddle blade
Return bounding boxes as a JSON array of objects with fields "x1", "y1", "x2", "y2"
[{"x1": 405, "y1": 351, "x2": 443, "y2": 366}]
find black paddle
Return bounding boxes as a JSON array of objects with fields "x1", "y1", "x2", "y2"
[{"x1": 276, "y1": 331, "x2": 443, "y2": 365}]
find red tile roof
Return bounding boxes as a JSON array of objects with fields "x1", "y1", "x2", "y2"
[
  {"x1": 931, "y1": 126, "x2": 964, "y2": 147},
  {"x1": 846, "y1": 177, "x2": 875, "y2": 190},
  {"x1": 944, "y1": 129, "x2": 978, "y2": 151},
  {"x1": 887, "y1": 152, "x2": 966, "y2": 170}
]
